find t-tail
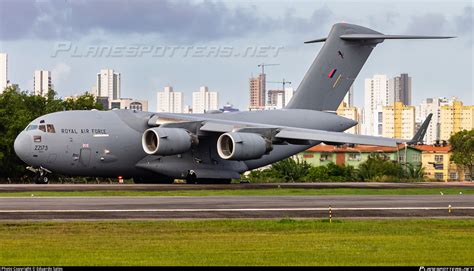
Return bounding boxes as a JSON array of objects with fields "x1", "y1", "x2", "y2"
[{"x1": 285, "y1": 23, "x2": 454, "y2": 111}]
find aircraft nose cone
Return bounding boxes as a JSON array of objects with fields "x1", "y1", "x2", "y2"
[{"x1": 14, "y1": 132, "x2": 31, "y2": 163}]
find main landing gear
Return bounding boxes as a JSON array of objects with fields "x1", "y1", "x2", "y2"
[{"x1": 27, "y1": 166, "x2": 51, "y2": 184}]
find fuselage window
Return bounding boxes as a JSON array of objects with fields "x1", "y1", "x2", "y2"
[
  {"x1": 39, "y1": 125, "x2": 46, "y2": 132},
  {"x1": 47, "y1": 124, "x2": 56, "y2": 133}
]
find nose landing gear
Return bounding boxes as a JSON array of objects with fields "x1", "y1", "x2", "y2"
[{"x1": 27, "y1": 166, "x2": 51, "y2": 184}]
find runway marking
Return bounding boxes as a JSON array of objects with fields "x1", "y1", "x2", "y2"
[{"x1": 1, "y1": 207, "x2": 473, "y2": 213}]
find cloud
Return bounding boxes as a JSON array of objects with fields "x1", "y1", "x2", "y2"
[
  {"x1": 51, "y1": 62, "x2": 71, "y2": 88},
  {"x1": 0, "y1": 0, "x2": 334, "y2": 42},
  {"x1": 405, "y1": 13, "x2": 447, "y2": 35}
]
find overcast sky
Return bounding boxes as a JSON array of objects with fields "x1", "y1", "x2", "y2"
[{"x1": 0, "y1": 0, "x2": 472, "y2": 110}]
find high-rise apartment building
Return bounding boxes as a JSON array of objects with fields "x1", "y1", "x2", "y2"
[
  {"x1": 342, "y1": 84, "x2": 354, "y2": 107},
  {"x1": 249, "y1": 74, "x2": 266, "y2": 110},
  {"x1": 156, "y1": 86, "x2": 183, "y2": 113},
  {"x1": 192, "y1": 86, "x2": 219, "y2": 113},
  {"x1": 363, "y1": 74, "x2": 393, "y2": 135},
  {"x1": 381, "y1": 102, "x2": 416, "y2": 140},
  {"x1": 440, "y1": 101, "x2": 474, "y2": 141},
  {"x1": 0, "y1": 53, "x2": 7, "y2": 93},
  {"x1": 389, "y1": 73, "x2": 411, "y2": 105},
  {"x1": 33, "y1": 70, "x2": 52, "y2": 97},
  {"x1": 416, "y1": 97, "x2": 458, "y2": 144},
  {"x1": 96, "y1": 69, "x2": 121, "y2": 100},
  {"x1": 336, "y1": 102, "x2": 360, "y2": 134},
  {"x1": 266, "y1": 87, "x2": 295, "y2": 109}
]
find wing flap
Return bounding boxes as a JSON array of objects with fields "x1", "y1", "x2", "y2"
[{"x1": 276, "y1": 129, "x2": 399, "y2": 147}]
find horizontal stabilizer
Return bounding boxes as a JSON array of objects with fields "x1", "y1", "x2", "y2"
[
  {"x1": 304, "y1": 37, "x2": 327, "y2": 44},
  {"x1": 340, "y1": 34, "x2": 455, "y2": 40}
]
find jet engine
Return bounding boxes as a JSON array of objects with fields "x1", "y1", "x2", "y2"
[
  {"x1": 217, "y1": 132, "x2": 272, "y2": 160},
  {"x1": 142, "y1": 127, "x2": 193, "y2": 155}
]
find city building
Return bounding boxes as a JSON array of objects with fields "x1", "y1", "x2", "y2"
[
  {"x1": 156, "y1": 86, "x2": 183, "y2": 113},
  {"x1": 342, "y1": 84, "x2": 354, "y2": 107},
  {"x1": 0, "y1": 53, "x2": 7, "y2": 93},
  {"x1": 389, "y1": 73, "x2": 411, "y2": 105},
  {"x1": 249, "y1": 74, "x2": 266, "y2": 110},
  {"x1": 297, "y1": 144, "x2": 421, "y2": 169},
  {"x1": 109, "y1": 98, "x2": 148, "y2": 111},
  {"x1": 440, "y1": 101, "x2": 474, "y2": 141},
  {"x1": 33, "y1": 70, "x2": 52, "y2": 97},
  {"x1": 381, "y1": 102, "x2": 416, "y2": 140},
  {"x1": 96, "y1": 69, "x2": 121, "y2": 100},
  {"x1": 363, "y1": 74, "x2": 393, "y2": 135},
  {"x1": 414, "y1": 145, "x2": 469, "y2": 181},
  {"x1": 336, "y1": 103, "x2": 360, "y2": 134},
  {"x1": 416, "y1": 97, "x2": 458, "y2": 144},
  {"x1": 266, "y1": 87, "x2": 295, "y2": 109},
  {"x1": 192, "y1": 86, "x2": 219, "y2": 113},
  {"x1": 267, "y1": 89, "x2": 284, "y2": 108}
]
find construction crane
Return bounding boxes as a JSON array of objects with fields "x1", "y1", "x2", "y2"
[
  {"x1": 267, "y1": 79, "x2": 292, "y2": 91},
  {"x1": 257, "y1": 63, "x2": 279, "y2": 75}
]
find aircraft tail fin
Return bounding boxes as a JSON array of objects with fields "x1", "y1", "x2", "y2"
[
  {"x1": 407, "y1": 113, "x2": 433, "y2": 145},
  {"x1": 285, "y1": 23, "x2": 454, "y2": 111}
]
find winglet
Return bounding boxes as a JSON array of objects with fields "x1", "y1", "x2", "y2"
[{"x1": 407, "y1": 113, "x2": 433, "y2": 145}]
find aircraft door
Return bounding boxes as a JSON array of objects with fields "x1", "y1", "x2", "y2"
[{"x1": 79, "y1": 148, "x2": 91, "y2": 167}]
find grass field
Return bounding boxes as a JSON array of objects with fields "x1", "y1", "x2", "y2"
[
  {"x1": 0, "y1": 219, "x2": 472, "y2": 266},
  {"x1": 0, "y1": 187, "x2": 472, "y2": 197}
]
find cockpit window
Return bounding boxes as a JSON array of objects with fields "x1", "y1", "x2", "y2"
[
  {"x1": 38, "y1": 125, "x2": 46, "y2": 132},
  {"x1": 47, "y1": 124, "x2": 56, "y2": 133},
  {"x1": 26, "y1": 125, "x2": 38, "y2": 131}
]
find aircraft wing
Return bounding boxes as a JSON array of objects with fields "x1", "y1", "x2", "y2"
[
  {"x1": 201, "y1": 122, "x2": 400, "y2": 147},
  {"x1": 199, "y1": 113, "x2": 433, "y2": 147}
]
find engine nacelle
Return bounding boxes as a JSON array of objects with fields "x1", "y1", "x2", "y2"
[
  {"x1": 217, "y1": 132, "x2": 272, "y2": 160},
  {"x1": 142, "y1": 127, "x2": 193, "y2": 155}
]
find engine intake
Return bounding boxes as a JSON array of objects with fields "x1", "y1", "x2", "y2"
[
  {"x1": 142, "y1": 127, "x2": 193, "y2": 155},
  {"x1": 217, "y1": 132, "x2": 272, "y2": 160}
]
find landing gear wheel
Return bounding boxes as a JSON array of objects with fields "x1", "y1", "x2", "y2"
[{"x1": 34, "y1": 173, "x2": 49, "y2": 184}]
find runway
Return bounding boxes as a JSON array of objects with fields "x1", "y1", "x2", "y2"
[
  {"x1": 0, "y1": 195, "x2": 473, "y2": 220},
  {"x1": 0, "y1": 181, "x2": 472, "y2": 192}
]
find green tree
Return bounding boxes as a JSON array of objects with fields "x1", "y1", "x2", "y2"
[
  {"x1": 306, "y1": 163, "x2": 356, "y2": 182},
  {"x1": 356, "y1": 154, "x2": 404, "y2": 181},
  {"x1": 405, "y1": 163, "x2": 425, "y2": 179},
  {"x1": 269, "y1": 157, "x2": 310, "y2": 182},
  {"x1": 449, "y1": 129, "x2": 474, "y2": 180}
]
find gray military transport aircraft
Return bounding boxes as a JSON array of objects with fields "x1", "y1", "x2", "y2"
[{"x1": 14, "y1": 23, "x2": 449, "y2": 184}]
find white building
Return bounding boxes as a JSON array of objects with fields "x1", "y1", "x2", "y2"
[
  {"x1": 416, "y1": 97, "x2": 458, "y2": 144},
  {"x1": 266, "y1": 87, "x2": 295, "y2": 110},
  {"x1": 0, "y1": 53, "x2": 7, "y2": 93},
  {"x1": 342, "y1": 84, "x2": 354, "y2": 107},
  {"x1": 192, "y1": 86, "x2": 219, "y2": 113},
  {"x1": 156, "y1": 86, "x2": 183, "y2": 113},
  {"x1": 33, "y1": 70, "x2": 52, "y2": 97},
  {"x1": 109, "y1": 98, "x2": 148, "y2": 111},
  {"x1": 96, "y1": 69, "x2": 121, "y2": 100},
  {"x1": 284, "y1": 87, "x2": 295, "y2": 107},
  {"x1": 362, "y1": 74, "x2": 394, "y2": 135}
]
